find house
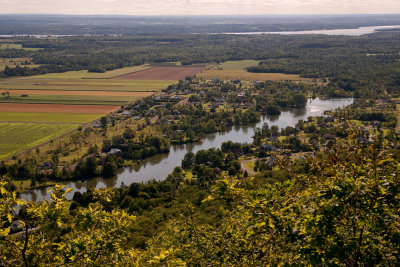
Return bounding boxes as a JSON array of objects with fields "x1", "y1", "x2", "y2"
[
  {"x1": 84, "y1": 127, "x2": 93, "y2": 133},
  {"x1": 38, "y1": 162, "x2": 52, "y2": 170},
  {"x1": 262, "y1": 144, "x2": 277, "y2": 151},
  {"x1": 108, "y1": 148, "x2": 122, "y2": 155},
  {"x1": 326, "y1": 116, "x2": 334, "y2": 123},
  {"x1": 268, "y1": 157, "x2": 276, "y2": 166},
  {"x1": 370, "y1": 120, "x2": 381, "y2": 127},
  {"x1": 268, "y1": 136, "x2": 279, "y2": 142},
  {"x1": 323, "y1": 134, "x2": 336, "y2": 140},
  {"x1": 121, "y1": 110, "x2": 132, "y2": 116}
]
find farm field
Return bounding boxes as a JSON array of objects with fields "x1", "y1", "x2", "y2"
[
  {"x1": 0, "y1": 112, "x2": 102, "y2": 123},
  {"x1": 0, "y1": 94, "x2": 144, "y2": 105},
  {"x1": 0, "y1": 123, "x2": 77, "y2": 160},
  {"x1": 0, "y1": 63, "x2": 190, "y2": 158},
  {"x1": 0, "y1": 78, "x2": 174, "y2": 91},
  {"x1": 116, "y1": 66, "x2": 208, "y2": 80},
  {"x1": 0, "y1": 103, "x2": 119, "y2": 114},
  {"x1": 0, "y1": 43, "x2": 42, "y2": 51},
  {"x1": 83, "y1": 65, "x2": 151, "y2": 79},
  {"x1": 0, "y1": 89, "x2": 152, "y2": 97},
  {"x1": 197, "y1": 69, "x2": 312, "y2": 81},
  {"x1": 211, "y1": 60, "x2": 260, "y2": 70}
]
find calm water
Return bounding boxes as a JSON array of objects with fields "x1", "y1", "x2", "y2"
[
  {"x1": 21, "y1": 98, "x2": 353, "y2": 202},
  {"x1": 225, "y1": 25, "x2": 400, "y2": 36}
]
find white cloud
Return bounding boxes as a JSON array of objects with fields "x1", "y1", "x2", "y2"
[{"x1": 0, "y1": 0, "x2": 399, "y2": 15}]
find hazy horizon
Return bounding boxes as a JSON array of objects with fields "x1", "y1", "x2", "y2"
[{"x1": 0, "y1": 0, "x2": 399, "y2": 16}]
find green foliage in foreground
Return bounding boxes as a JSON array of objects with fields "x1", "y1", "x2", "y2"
[
  {"x1": 0, "y1": 185, "x2": 137, "y2": 266},
  {"x1": 140, "y1": 131, "x2": 400, "y2": 265},
  {"x1": 1, "y1": 128, "x2": 400, "y2": 266}
]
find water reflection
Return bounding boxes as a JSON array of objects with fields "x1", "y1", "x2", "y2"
[{"x1": 21, "y1": 98, "x2": 353, "y2": 201}]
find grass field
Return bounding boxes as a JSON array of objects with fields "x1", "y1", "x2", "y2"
[
  {"x1": 197, "y1": 70, "x2": 311, "y2": 81},
  {"x1": 83, "y1": 65, "x2": 151, "y2": 79},
  {"x1": 0, "y1": 112, "x2": 102, "y2": 123},
  {"x1": 0, "y1": 43, "x2": 42, "y2": 51},
  {"x1": 0, "y1": 123, "x2": 78, "y2": 159},
  {"x1": 115, "y1": 66, "x2": 207, "y2": 80},
  {"x1": 0, "y1": 94, "x2": 142, "y2": 106},
  {"x1": 211, "y1": 60, "x2": 260, "y2": 70}
]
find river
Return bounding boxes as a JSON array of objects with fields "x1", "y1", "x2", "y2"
[
  {"x1": 224, "y1": 25, "x2": 400, "y2": 36},
  {"x1": 21, "y1": 98, "x2": 353, "y2": 202}
]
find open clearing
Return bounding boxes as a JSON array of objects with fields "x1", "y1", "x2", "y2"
[
  {"x1": 0, "y1": 103, "x2": 120, "y2": 114},
  {"x1": 0, "y1": 112, "x2": 102, "y2": 123},
  {"x1": 211, "y1": 60, "x2": 260, "y2": 70},
  {"x1": 116, "y1": 66, "x2": 208, "y2": 80},
  {"x1": 197, "y1": 70, "x2": 312, "y2": 81},
  {"x1": 0, "y1": 123, "x2": 78, "y2": 160}
]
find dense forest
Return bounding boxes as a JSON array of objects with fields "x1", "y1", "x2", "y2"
[{"x1": 0, "y1": 14, "x2": 400, "y2": 35}]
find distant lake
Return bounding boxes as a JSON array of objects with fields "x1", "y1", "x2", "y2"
[
  {"x1": 21, "y1": 97, "x2": 353, "y2": 202},
  {"x1": 224, "y1": 25, "x2": 400, "y2": 36}
]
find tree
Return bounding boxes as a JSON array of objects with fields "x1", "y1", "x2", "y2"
[
  {"x1": 139, "y1": 131, "x2": 400, "y2": 266},
  {"x1": 292, "y1": 93, "x2": 307, "y2": 107},
  {"x1": 0, "y1": 182, "x2": 137, "y2": 266},
  {"x1": 100, "y1": 116, "x2": 108, "y2": 130}
]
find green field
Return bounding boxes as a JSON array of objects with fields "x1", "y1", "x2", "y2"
[
  {"x1": 83, "y1": 65, "x2": 151, "y2": 78},
  {"x1": 212, "y1": 60, "x2": 260, "y2": 70},
  {"x1": 0, "y1": 94, "x2": 141, "y2": 106},
  {"x1": 0, "y1": 123, "x2": 78, "y2": 159},
  {"x1": 0, "y1": 112, "x2": 101, "y2": 123},
  {"x1": 0, "y1": 43, "x2": 42, "y2": 51}
]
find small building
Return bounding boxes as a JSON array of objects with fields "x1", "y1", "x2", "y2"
[
  {"x1": 108, "y1": 148, "x2": 122, "y2": 155},
  {"x1": 323, "y1": 134, "x2": 336, "y2": 140},
  {"x1": 262, "y1": 144, "x2": 277, "y2": 151}
]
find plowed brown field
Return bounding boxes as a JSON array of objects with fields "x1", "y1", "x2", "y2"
[
  {"x1": 0, "y1": 103, "x2": 120, "y2": 114},
  {"x1": 115, "y1": 67, "x2": 207, "y2": 80}
]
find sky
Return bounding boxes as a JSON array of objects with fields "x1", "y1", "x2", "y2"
[{"x1": 0, "y1": 0, "x2": 399, "y2": 16}]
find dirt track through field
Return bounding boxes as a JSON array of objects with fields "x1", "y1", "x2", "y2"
[
  {"x1": 115, "y1": 67, "x2": 207, "y2": 80},
  {"x1": 0, "y1": 103, "x2": 120, "y2": 114},
  {"x1": 8, "y1": 90, "x2": 154, "y2": 97}
]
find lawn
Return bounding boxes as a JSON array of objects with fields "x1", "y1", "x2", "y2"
[
  {"x1": 211, "y1": 60, "x2": 260, "y2": 70},
  {"x1": 0, "y1": 123, "x2": 78, "y2": 159},
  {"x1": 0, "y1": 112, "x2": 102, "y2": 123},
  {"x1": 197, "y1": 70, "x2": 311, "y2": 81}
]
